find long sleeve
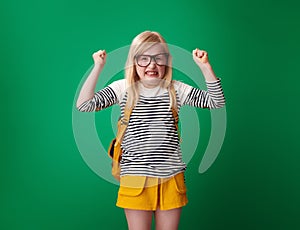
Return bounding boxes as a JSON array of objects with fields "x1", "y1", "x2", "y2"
[
  {"x1": 77, "y1": 86, "x2": 118, "y2": 112},
  {"x1": 183, "y1": 79, "x2": 225, "y2": 109}
]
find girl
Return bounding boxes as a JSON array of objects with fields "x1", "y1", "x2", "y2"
[{"x1": 76, "y1": 31, "x2": 225, "y2": 230}]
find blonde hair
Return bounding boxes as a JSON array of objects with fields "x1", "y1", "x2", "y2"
[{"x1": 125, "y1": 31, "x2": 176, "y2": 109}]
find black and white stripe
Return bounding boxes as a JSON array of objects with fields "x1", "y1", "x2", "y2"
[
  {"x1": 183, "y1": 80, "x2": 225, "y2": 109},
  {"x1": 77, "y1": 79, "x2": 225, "y2": 178},
  {"x1": 77, "y1": 87, "x2": 117, "y2": 112},
  {"x1": 120, "y1": 92, "x2": 185, "y2": 178}
]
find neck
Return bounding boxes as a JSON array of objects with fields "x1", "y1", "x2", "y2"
[{"x1": 140, "y1": 79, "x2": 162, "y2": 89}]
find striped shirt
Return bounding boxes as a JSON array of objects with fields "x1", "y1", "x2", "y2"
[{"x1": 78, "y1": 79, "x2": 225, "y2": 178}]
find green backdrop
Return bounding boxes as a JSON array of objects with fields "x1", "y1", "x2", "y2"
[{"x1": 1, "y1": 0, "x2": 299, "y2": 229}]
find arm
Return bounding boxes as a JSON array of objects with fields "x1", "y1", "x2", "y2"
[
  {"x1": 183, "y1": 81, "x2": 225, "y2": 109},
  {"x1": 192, "y1": 48, "x2": 218, "y2": 82},
  {"x1": 182, "y1": 49, "x2": 225, "y2": 109},
  {"x1": 76, "y1": 50, "x2": 106, "y2": 108},
  {"x1": 76, "y1": 50, "x2": 119, "y2": 112}
]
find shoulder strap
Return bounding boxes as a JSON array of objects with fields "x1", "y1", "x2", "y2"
[
  {"x1": 170, "y1": 83, "x2": 181, "y2": 142},
  {"x1": 115, "y1": 100, "x2": 133, "y2": 144},
  {"x1": 170, "y1": 83, "x2": 179, "y2": 130}
]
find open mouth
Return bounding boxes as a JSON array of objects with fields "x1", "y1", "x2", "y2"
[{"x1": 145, "y1": 71, "x2": 159, "y2": 77}]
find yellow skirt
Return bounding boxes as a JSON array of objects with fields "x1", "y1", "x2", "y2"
[{"x1": 116, "y1": 172, "x2": 188, "y2": 211}]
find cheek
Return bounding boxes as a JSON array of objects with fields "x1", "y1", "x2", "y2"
[
  {"x1": 159, "y1": 66, "x2": 166, "y2": 77},
  {"x1": 135, "y1": 66, "x2": 144, "y2": 78}
]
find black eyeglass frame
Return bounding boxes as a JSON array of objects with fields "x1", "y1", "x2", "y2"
[{"x1": 135, "y1": 53, "x2": 170, "y2": 67}]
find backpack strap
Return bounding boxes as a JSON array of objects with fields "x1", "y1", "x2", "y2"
[
  {"x1": 115, "y1": 100, "x2": 133, "y2": 144},
  {"x1": 169, "y1": 82, "x2": 181, "y2": 141}
]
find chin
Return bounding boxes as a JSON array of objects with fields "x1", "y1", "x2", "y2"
[{"x1": 141, "y1": 77, "x2": 162, "y2": 87}]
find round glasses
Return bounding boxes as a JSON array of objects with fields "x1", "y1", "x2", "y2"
[{"x1": 135, "y1": 53, "x2": 169, "y2": 67}]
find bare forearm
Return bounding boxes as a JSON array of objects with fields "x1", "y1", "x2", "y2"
[
  {"x1": 192, "y1": 48, "x2": 219, "y2": 82},
  {"x1": 76, "y1": 64, "x2": 103, "y2": 107},
  {"x1": 76, "y1": 49, "x2": 107, "y2": 108},
  {"x1": 199, "y1": 63, "x2": 219, "y2": 82}
]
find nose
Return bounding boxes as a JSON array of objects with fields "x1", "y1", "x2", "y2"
[{"x1": 148, "y1": 57, "x2": 157, "y2": 68}]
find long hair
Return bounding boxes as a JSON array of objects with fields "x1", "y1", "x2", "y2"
[{"x1": 125, "y1": 31, "x2": 175, "y2": 109}]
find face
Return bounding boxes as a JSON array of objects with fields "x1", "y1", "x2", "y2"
[{"x1": 135, "y1": 44, "x2": 168, "y2": 88}]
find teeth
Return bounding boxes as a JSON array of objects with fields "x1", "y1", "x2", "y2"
[{"x1": 146, "y1": 71, "x2": 158, "y2": 75}]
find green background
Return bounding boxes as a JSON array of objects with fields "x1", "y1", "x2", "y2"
[{"x1": 1, "y1": 0, "x2": 299, "y2": 229}]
